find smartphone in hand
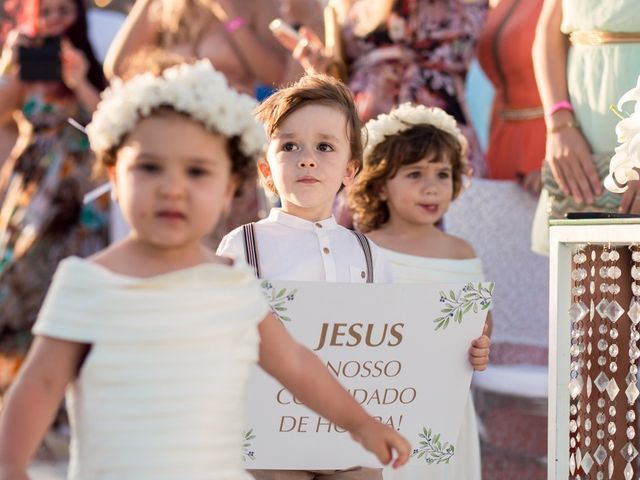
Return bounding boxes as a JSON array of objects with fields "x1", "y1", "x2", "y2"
[
  {"x1": 18, "y1": 36, "x2": 62, "y2": 82},
  {"x1": 269, "y1": 18, "x2": 302, "y2": 43}
]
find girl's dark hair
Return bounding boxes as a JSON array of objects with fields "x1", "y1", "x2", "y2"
[
  {"x1": 4, "y1": 0, "x2": 106, "y2": 91},
  {"x1": 349, "y1": 124, "x2": 466, "y2": 233},
  {"x1": 63, "y1": 0, "x2": 106, "y2": 91}
]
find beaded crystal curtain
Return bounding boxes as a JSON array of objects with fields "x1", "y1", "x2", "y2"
[{"x1": 568, "y1": 245, "x2": 640, "y2": 479}]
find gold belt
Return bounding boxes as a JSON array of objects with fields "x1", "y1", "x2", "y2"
[
  {"x1": 498, "y1": 106, "x2": 544, "y2": 121},
  {"x1": 570, "y1": 31, "x2": 640, "y2": 46}
]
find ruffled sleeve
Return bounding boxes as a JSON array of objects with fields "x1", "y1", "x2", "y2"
[{"x1": 32, "y1": 257, "x2": 103, "y2": 343}]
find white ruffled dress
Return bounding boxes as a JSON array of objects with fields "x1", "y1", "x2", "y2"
[
  {"x1": 33, "y1": 257, "x2": 268, "y2": 480},
  {"x1": 379, "y1": 248, "x2": 484, "y2": 480}
]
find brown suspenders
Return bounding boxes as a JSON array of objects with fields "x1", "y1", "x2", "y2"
[{"x1": 241, "y1": 223, "x2": 374, "y2": 283}]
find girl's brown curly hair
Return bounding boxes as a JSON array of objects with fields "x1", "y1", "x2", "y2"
[{"x1": 349, "y1": 124, "x2": 467, "y2": 233}]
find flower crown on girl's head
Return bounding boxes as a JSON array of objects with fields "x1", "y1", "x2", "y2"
[
  {"x1": 362, "y1": 103, "x2": 469, "y2": 168},
  {"x1": 86, "y1": 60, "x2": 266, "y2": 158}
]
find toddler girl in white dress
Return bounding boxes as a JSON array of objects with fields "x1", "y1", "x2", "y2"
[{"x1": 349, "y1": 104, "x2": 492, "y2": 480}]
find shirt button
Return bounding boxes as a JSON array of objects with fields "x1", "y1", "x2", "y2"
[
  {"x1": 323, "y1": 247, "x2": 330, "y2": 254},
  {"x1": 315, "y1": 223, "x2": 323, "y2": 228},
  {"x1": 361, "y1": 271, "x2": 366, "y2": 279}
]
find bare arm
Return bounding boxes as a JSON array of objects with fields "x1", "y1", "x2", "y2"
[
  {"x1": 0, "y1": 337, "x2": 89, "y2": 478},
  {"x1": 0, "y1": 74, "x2": 23, "y2": 127},
  {"x1": 258, "y1": 314, "x2": 410, "y2": 467},
  {"x1": 103, "y1": 0, "x2": 160, "y2": 79},
  {"x1": 0, "y1": 30, "x2": 26, "y2": 125},
  {"x1": 61, "y1": 40, "x2": 100, "y2": 113},
  {"x1": 216, "y1": 0, "x2": 287, "y2": 87},
  {"x1": 532, "y1": 0, "x2": 601, "y2": 204},
  {"x1": 532, "y1": 0, "x2": 569, "y2": 116}
]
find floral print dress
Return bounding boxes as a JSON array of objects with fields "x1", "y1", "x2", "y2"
[
  {"x1": 343, "y1": 0, "x2": 488, "y2": 176},
  {"x1": 0, "y1": 85, "x2": 108, "y2": 386}
]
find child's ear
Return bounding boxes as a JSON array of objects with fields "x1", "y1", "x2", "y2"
[
  {"x1": 222, "y1": 175, "x2": 240, "y2": 216},
  {"x1": 378, "y1": 185, "x2": 388, "y2": 201},
  {"x1": 341, "y1": 159, "x2": 358, "y2": 187},
  {"x1": 258, "y1": 160, "x2": 272, "y2": 182}
]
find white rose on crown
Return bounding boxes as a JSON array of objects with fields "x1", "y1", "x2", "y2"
[
  {"x1": 86, "y1": 60, "x2": 266, "y2": 159},
  {"x1": 362, "y1": 103, "x2": 469, "y2": 166}
]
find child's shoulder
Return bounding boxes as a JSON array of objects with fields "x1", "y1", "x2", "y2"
[{"x1": 442, "y1": 233, "x2": 477, "y2": 260}]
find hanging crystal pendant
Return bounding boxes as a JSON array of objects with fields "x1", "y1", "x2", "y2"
[
  {"x1": 569, "y1": 377, "x2": 583, "y2": 399},
  {"x1": 621, "y1": 442, "x2": 639, "y2": 462},
  {"x1": 625, "y1": 382, "x2": 639, "y2": 404},
  {"x1": 628, "y1": 300, "x2": 640, "y2": 325},
  {"x1": 608, "y1": 456, "x2": 614, "y2": 478},
  {"x1": 606, "y1": 378, "x2": 620, "y2": 400},
  {"x1": 624, "y1": 463, "x2": 634, "y2": 480},
  {"x1": 605, "y1": 300, "x2": 625, "y2": 322},
  {"x1": 597, "y1": 298, "x2": 610, "y2": 318},
  {"x1": 627, "y1": 425, "x2": 635, "y2": 439},
  {"x1": 570, "y1": 301, "x2": 589, "y2": 322},
  {"x1": 581, "y1": 451, "x2": 594, "y2": 474},
  {"x1": 569, "y1": 452, "x2": 576, "y2": 475},
  {"x1": 595, "y1": 372, "x2": 610, "y2": 392},
  {"x1": 594, "y1": 444, "x2": 608, "y2": 465}
]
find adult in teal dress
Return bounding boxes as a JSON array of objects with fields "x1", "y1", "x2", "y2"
[{"x1": 532, "y1": 0, "x2": 640, "y2": 254}]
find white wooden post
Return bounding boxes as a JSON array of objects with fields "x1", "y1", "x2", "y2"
[{"x1": 548, "y1": 219, "x2": 640, "y2": 480}]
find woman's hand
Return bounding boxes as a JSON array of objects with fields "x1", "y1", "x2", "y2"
[
  {"x1": 61, "y1": 39, "x2": 89, "y2": 90},
  {"x1": 0, "y1": 29, "x2": 29, "y2": 75},
  {"x1": 274, "y1": 26, "x2": 333, "y2": 75},
  {"x1": 518, "y1": 169, "x2": 542, "y2": 196},
  {"x1": 200, "y1": 0, "x2": 240, "y2": 22},
  {"x1": 545, "y1": 112, "x2": 602, "y2": 205}
]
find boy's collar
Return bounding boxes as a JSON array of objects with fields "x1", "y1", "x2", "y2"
[{"x1": 268, "y1": 209, "x2": 338, "y2": 230}]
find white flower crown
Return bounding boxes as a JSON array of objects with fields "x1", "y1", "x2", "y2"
[
  {"x1": 363, "y1": 103, "x2": 469, "y2": 166},
  {"x1": 604, "y1": 76, "x2": 640, "y2": 193},
  {"x1": 86, "y1": 60, "x2": 266, "y2": 159}
]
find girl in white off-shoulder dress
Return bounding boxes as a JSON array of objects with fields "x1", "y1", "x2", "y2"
[
  {"x1": 350, "y1": 104, "x2": 493, "y2": 480},
  {"x1": 0, "y1": 61, "x2": 411, "y2": 480}
]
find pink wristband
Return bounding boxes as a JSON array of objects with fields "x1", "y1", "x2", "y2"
[
  {"x1": 225, "y1": 17, "x2": 246, "y2": 33},
  {"x1": 546, "y1": 100, "x2": 573, "y2": 118}
]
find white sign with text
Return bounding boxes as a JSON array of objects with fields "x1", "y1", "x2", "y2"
[{"x1": 243, "y1": 280, "x2": 492, "y2": 470}]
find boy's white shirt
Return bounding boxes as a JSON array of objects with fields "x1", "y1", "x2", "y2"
[{"x1": 217, "y1": 209, "x2": 394, "y2": 283}]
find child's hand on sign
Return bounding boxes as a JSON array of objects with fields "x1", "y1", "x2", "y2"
[
  {"x1": 468, "y1": 321, "x2": 491, "y2": 372},
  {"x1": 350, "y1": 417, "x2": 411, "y2": 469}
]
